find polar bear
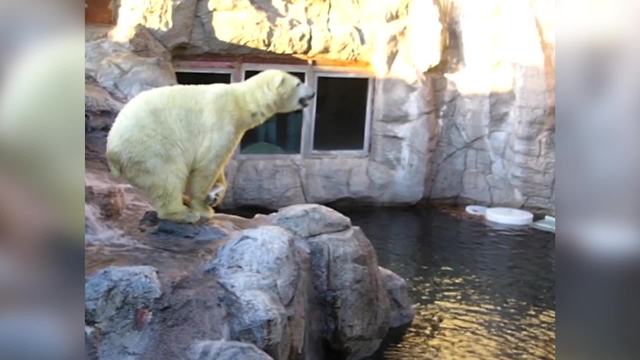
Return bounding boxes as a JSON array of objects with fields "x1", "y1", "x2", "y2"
[{"x1": 106, "y1": 70, "x2": 315, "y2": 223}]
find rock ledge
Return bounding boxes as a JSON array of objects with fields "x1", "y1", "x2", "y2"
[{"x1": 86, "y1": 203, "x2": 414, "y2": 360}]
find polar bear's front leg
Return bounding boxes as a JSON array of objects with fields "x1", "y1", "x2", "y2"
[{"x1": 187, "y1": 167, "x2": 216, "y2": 219}]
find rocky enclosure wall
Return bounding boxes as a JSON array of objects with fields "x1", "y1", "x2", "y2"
[
  {"x1": 86, "y1": 0, "x2": 555, "y2": 210},
  {"x1": 85, "y1": 194, "x2": 415, "y2": 359}
]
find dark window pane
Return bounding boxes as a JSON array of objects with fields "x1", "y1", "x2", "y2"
[
  {"x1": 176, "y1": 72, "x2": 231, "y2": 85},
  {"x1": 313, "y1": 77, "x2": 368, "y2": 151},
  {"x1": 243, "y1": 70, "x2": 305, "y2": 83},
  {"x1": 240, "y1": 70, "x2": 305, "y2": 154}
]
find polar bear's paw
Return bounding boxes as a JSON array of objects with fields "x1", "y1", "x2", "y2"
[
  {"x1": 189, "y1": 200, "x2": 215, "y2": 219},
  {"x1": 194, "y1": 205, "x2": 214, "y2": 219}
]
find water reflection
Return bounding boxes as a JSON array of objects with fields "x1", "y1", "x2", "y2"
[{"x1": 337, "y1": 206, "x2": 555, "y2": 360}]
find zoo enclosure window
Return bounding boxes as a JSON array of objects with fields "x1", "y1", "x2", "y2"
[
  {"x1": 312, "y1": 74, "x2": 371, "y2": 152},
  {"x1": 175, "y1": 71, "x2": 231, "y2": 85},
  {"x1": 174, "y1": 63, "x2": 373, "y2": 157}
]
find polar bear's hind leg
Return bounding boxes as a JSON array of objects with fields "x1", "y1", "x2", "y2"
[
  {"x1": 186, "y1": 167, "x2": 216, "y2": 219},
  {"x1": 134, "y1": 168, "x2": 200, "y2": 223}
]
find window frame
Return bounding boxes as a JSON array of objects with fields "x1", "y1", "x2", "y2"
[
  {"x1": 307, "y1": 69, "x2": 374, "y2": 158},
  {"x1": 172, "y1": 61, "x2": 374, "y2": 159}
]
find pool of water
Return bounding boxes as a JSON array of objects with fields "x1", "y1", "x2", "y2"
[{"x1": 334, "y1": 205, "x2": 555, "y2": 360}]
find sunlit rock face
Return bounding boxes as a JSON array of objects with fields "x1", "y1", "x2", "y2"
[
  {"x1": 85, "y1": 26, "x2": 176, "y2": 102},
  {"x1": 89, "y1": 0, "x2": 555, "y2": 210},
  {"x1": 112, "y1": 0, "x2": 442, "y2": 66},
  {"x1": 425, "y1": 0, "x2": 555, "y2": 210}
]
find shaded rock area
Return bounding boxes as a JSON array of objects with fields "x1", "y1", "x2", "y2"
[
  {"x1": 379, "y1": 267, "x2": 415, "y2": 328},
  {"x1": 188, "y1": 340, "x2": 273, "y2": 360},
  {"x1": 306, "y1": 227, "x2": 390, "y2": 359},
  {"x1": 85, "y1": 170, "x2": 414, "y2": 360},
  {"x1": 85, "y1": 266, "x2": 162, "y2": 359}
]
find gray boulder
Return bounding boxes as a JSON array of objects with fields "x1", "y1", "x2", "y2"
[
  {"x1": 270, "y1": 204, "x2": 351, "y2": 238},
  {"x1": 85, "y1": 82, "x2": 124, "y2": 114},
  {"x1": 379, "y1": 267, "x2": 415, "y2": 328},
  {"x1": 188, "y1": 340, "x2": 273, "y2": 360},
  {"x1": 94, "y1": 51, "x2": 176, "y2": 100},
  {"x1": 85, "y1": 266, "x2": 161, "y2": 360},
  {"x1": 306, "y1": 227, "x2": 391, "y2": 360},
  {"x1": 207, "y1": 226, "x2": 305, "y2": 360}
]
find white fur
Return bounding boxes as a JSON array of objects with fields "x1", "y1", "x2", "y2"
[{"x1": 106, "y1": 70, "x2": 314, "y2": 223}]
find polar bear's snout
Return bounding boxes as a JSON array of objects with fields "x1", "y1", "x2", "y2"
[
  {"x1": 298, "y1": 91, "x2": 315, "y2": 107},
  {"x1": 296, "y1": 83, "x2": 315, "y2": 108}
]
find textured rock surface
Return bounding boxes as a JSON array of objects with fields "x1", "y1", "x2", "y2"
[
  {"x1": 307, "y1": 227, "x2": 391, "y2": 359},
  {"x1": 85, "y1": 183, "x2": 125, "y2": 220},
  {"x1": 111, "y1": 0, "x2": 442, "y2": 64},
  {"x1": 85, "y1": 266, "x2": 162, "y2": 360},
  {"x1": 232, "y1": 160, "x2": 306, "y2": 209},
  {"x1": 188, "y1": 340, "x2": 274, "y2": 360},
  {"x1": 379, "y1": 267, "x2": 415, "y2": 328},
  {"x1": 206, "y1": 226, "x2": 305, "y2": 360},
  {"x1": 113, "y1": 0, "x2": 199, "y2": 50},
  {"x1": 85, "y1": 26, "x2": 176, "y2": 102},
  {"x1": 270, "y1": 204, "x2": 351, "y2": 238},
  {"x1": 423, "y1": 0, "x2": 555, "y2": 210},
  {"x1": 85, "y1": 82, "x2": 124, "y2": 114},
  {"x1": 84, "y1": 170, "x2": 413, "y2": 360}
]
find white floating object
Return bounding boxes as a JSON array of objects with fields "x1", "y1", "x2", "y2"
[
  {"x1": 531, "y1": 215, "x2": 555, "y2": 233},
  {"x1": 485, "y1": 207, "x2": 534, "y2": 226},
  {"x1": 465, "y1": 205, "x2": 487, "y2": 216}
]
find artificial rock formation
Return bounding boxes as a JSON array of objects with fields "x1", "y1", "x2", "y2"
[
  {"x1": 86, "y1": 0, "x2": 555, "y2": 211},
  {"x1": 85, "y1": 167, "x2": 414, "y2": 360},
  {"x1": 188, "y1": 340, "x2": 274, "y2": 360},
  {"x1": 85, "y1": 25, "x2": 176, "y2": 103}
]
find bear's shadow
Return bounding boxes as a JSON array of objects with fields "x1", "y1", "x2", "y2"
[{"x1": 138, "y1": 211, "x2": 228, "y2": 251}]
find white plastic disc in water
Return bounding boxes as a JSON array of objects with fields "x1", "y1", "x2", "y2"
[
  {"x1": 465, "y1": 205, "x2": 487, "y2": 216},
  {"x1": 485, "y1": 207, "x2": 534, "y2": 225}
]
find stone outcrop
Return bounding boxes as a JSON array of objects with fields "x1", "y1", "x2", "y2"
[
  {"x1": 423, "y1": 0, "x2": 555, "y2": 210},
  {"x1": 85, "y1": 25, "x2": 176, "y2": 103},
  {"x1": 86, "y1": 0, "x2": 555, "y2": 211},
  {"x1": 305, "y1": 227, "x2": 390, "y2": 359},
  {"x1": 85, "y1": 81, "x2": 124, "y2": 114},
  {"x1": 379, "y1": 266, "x2": 415, "y2": 328},
  {"x1": 85, "y1": 169, "x2": 414, "y2": 360},
  {"x1": 188, "y1": 340, "x2": 274, "y2": 360},
  {"x1": 269, "y1": 204, "x2": 351, "y2": 238},
  {"x1": 111, "y1": 0, "x2": 441, "y2": 64},
  {"x1": 85, "y1": 266, "x2": 162, "y2": 359},
  {"x1": 206, "y1": 226, "x2": 305, "y2": 360}
]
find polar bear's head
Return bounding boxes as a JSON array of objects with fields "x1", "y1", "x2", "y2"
[{"x1": 253, "y1": 70, "x2": 316, "y2": 114}]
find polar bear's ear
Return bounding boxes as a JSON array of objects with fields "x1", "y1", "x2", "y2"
[{"x1": 273, "y1": 73, "x2": 287, "y2": 91}]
